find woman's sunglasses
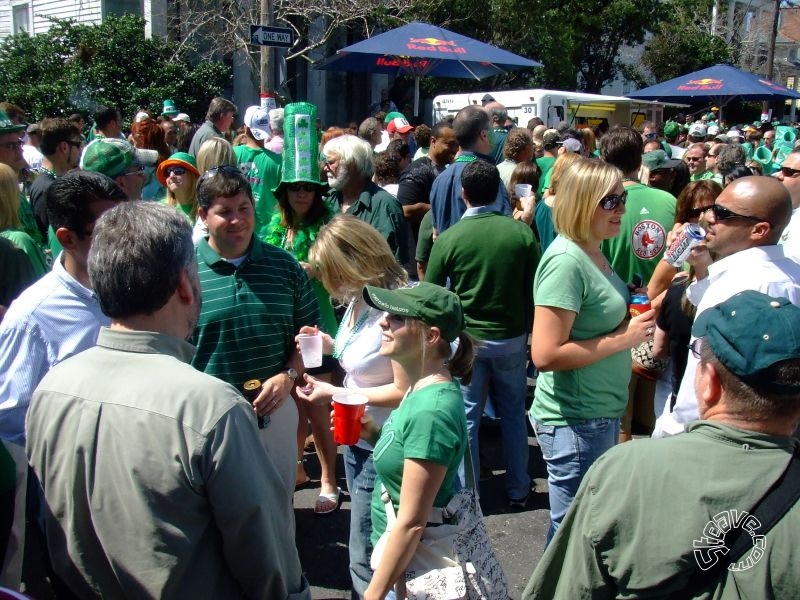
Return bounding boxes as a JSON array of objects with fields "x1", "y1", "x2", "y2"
[
  {"x1": 286, "y1": 182, "x2": 318, "y2": 193},
  {"x1": 598, "y1": 190, "x2": 628, "y2": 211},
  {"x1": 165, "y1": 166, "x2": 187, "y2": 177}
]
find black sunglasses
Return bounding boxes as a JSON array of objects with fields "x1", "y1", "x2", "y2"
[
  {"x1": 686, "y1": 205, "x2": 713, "y2": 219},
  {"x1": 780, "y1": 166, "x2": 800, "y2": 178},
  {"x1": 598, "y1": 190, "x2": 627, "y2": 211},
  {"x1": 286, "y1": 182, "x2": 318, "y2": 193},
  {"x1": 165, "y1": 166, "x2": 188, "y2": 177},
  {"x1": 66, "y1": 140, "x2": 84, "y2": 149},
  {"x1": 198, "y1": 164, "x2": 242, "y2": 185},
  {"x1": 708, "y1": 204, "x2": 769, "y2": 225}
]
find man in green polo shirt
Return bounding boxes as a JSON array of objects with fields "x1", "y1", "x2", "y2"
[{"x1": 191, "y1": 166, "x2": 320, "y2": 500}]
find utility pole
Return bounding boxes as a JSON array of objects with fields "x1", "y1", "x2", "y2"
[
  {"x1": 762, "y1": 0, "x2": 781, "y2": 115},
  {"x1": 260, "y1": 0, "x2": 274, "y2": 92}
]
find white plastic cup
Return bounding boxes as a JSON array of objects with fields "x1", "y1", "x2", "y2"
[
  {"x1": 298, "y1": 333, "x2": 323, "y2": 368},
  {"x1": 514, "y1": 183, "x2": 532, "y2": 198}
]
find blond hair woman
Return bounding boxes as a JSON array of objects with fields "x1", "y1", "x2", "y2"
[
  {"x1": 0, "y1": 163, "x2": 47, "y2": 277},
  {"x1": 295, "y1": 214, "x2": 407, "y2": 598},
  {"x1": 530, "y1": 158, "x2": 655, "y2": 543}
]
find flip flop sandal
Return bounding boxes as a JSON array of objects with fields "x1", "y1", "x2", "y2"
[{"x1": 314, "y1": 487, "x2": 341, "y2": 515}]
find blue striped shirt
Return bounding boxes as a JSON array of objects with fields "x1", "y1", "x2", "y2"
[{"x1": 0, "y1": 256, "x2": 109, "y2": 445}]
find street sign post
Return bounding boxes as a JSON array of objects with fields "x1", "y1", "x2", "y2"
[{"x1": 249, "y1": 25, "x2": 294, "y2": 48}]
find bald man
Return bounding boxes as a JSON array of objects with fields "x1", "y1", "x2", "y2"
[
  {"x1": 775, "y1": 149, "x2": 800, "y2": 260},
  {"x1": 654, "y1": 176, "x2": 800, "y2": 436}
]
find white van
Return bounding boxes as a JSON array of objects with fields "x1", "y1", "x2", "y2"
[{"x1": 431, "y1": 88, "x2": 667, "y2": 129}]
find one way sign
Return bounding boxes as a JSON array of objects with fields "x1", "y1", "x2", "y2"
[{"x1": 249, "y1": 25, "x2": 294, "y2": 48}]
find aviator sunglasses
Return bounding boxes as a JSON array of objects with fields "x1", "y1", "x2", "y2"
[{"x1": 598, "y1": 190, "x2": 627, "y2": 211}]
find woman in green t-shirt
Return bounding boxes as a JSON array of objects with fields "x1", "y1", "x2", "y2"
[
  {"x1": 0, "y1": 163, "x2": 47, "y2": 278},
  {"x1": 530, "y1": 158, "x2": 656, "y2": 543},
  {"x1": 359, "y1": 282, "x2": 473, "y2": 600}
]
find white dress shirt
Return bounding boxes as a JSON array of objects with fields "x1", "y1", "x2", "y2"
[{"x1": 653, "y1": 245, "x2": 800, "y2": 437}]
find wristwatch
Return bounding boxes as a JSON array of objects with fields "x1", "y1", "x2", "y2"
[{"x1": 285, "y1": 367, "x2": 299, "y2": 383}]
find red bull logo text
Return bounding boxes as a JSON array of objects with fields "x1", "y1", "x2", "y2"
[
  {"x1": 406, "y1": 37, "x2": 467, "y2": 54},
  {"x1": 758, "y1": 79, "x2": 785, "y2": 91},
  {"x1": 677, "y1": 78, "x2": 724, "y2": 91},
  {"x1": 376, "y1": 56, "x2": 431, "y2": 69}
]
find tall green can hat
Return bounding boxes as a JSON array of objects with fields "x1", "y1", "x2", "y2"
[
  {"x1": 273, "y1": 102, "x2": 326, "y2": 196},
  {"x1": 161, "y1": 99, "x2": 179, "y2": 117}
]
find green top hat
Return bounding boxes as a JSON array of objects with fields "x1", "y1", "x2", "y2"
[
  {"x1": 0, "y1": 109, "x2": 26, "y2": 134},
  {"x1": 161, "y1": 99, "x2": 179, "y2": 117},
  {"x1": 273, "y1": 102, "x2": 326, "y2": 196}
]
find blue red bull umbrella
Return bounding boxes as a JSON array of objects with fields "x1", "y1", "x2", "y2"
[
  {"x1": 627, "y1": 64, "x2": 800, "y2": 106},
  {"x1": 313, "y1": 21, "x2": 541, "y2": 114}
]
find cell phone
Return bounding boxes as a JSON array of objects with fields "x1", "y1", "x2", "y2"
[{"x1": 632, "y1": 273, "x2": 643, "y2": 289}]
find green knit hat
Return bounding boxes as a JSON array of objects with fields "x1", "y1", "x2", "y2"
[
  {"x1": 273, "y1": 102, "x2": 326, "y2": 196},
  {"x1": 0, "y1": 109, "x2": 26, "y2": 134}
]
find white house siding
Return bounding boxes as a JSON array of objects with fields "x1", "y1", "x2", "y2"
[
  {"x1": 30, "y1": 0, "x2": 102, "y2": 33},
  {"x1": 0, "y1": 3, "x2": 10, "y2": 37}
]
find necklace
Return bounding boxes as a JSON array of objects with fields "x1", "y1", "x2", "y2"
[
  {"x1": 333, "y1": 299, "x2": 371, "y2": 359},
  {"x1": 622, "y1": 177, "x2": 640, "y2": 184},
  {"x1": 577, "y1": 243, "x2": 614, "y2": 275}
]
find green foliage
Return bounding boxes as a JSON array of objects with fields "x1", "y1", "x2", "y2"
[
  {"x1": 406, "y1": 0, "x2": 665, "y2": 96},
  {"x1": 572, "y1": 0, "x2": 665, "y2": 92},
  {"x1": 640, "y1": 0, "x2": 732, "y2": 83},
  {"x1": 0, "y1": 14, "x2": 231, "y2": 123}
]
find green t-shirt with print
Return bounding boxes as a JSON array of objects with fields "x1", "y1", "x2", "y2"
[
  {"x1": 371, "y1": 381, "x2": 468, "y2": 543},
  {"x1": 601, "y1": 182, "x2": 676, "y2": 285}
]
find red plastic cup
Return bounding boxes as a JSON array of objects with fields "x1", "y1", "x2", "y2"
[{"x1": 332, "y1": 393, "x2": 368, "y2": 445}]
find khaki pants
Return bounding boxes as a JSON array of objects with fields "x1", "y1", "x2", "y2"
[{"x1": 257, "y1": 397, "x2": 299, "y2": 502}]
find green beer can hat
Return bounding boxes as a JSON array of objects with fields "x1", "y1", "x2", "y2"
[
  {"x1": 362, "y1": 281, "x2": 464, "y2": 342},
  {"x1": 273, "y1": 102, "x2": 326, "y2": 196},
  {"x1": 80, "y1": 138, "x2": 159, "y2": 179}
]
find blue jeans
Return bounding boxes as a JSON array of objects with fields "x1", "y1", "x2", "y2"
[
  {"x1": 343, "y1": 445, "x2": 376, "y2": 600},
  {"x1": 461, "y1": 336, "x2": 531, "y2": 500},
  {"x1": 532, "y1": 417, "x2": 620, "y2": 544}
]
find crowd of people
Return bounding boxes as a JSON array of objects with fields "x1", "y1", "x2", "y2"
[{"x1": 0, "y1": 90, "x2": 798, "y2": 600}]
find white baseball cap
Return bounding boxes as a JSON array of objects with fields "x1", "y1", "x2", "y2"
[
  {"x1": 243, "y1": 106, "x2": 271, "y2": 141},
  {"x1": 173, "y1": 113, "x2": 191, "y2": 123},
  {"x1": 688, "y1": 123, "x2": 708, "y2": 138}
]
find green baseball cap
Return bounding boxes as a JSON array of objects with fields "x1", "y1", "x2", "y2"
[
  {"x1": 663, "y1": 121, "x2": 680, "y2": 139},
  {"x1": 384, "y1": 111, "x2": 405, "y2": 124},
  {"x1": 642, "y1": 150, "x2": 681, "y2": 172},
  {"x1": 0, "y1": 109, "x2": 26, "y2": 134},
  {"x1": 692, "y1": 290, "x2": 800, "y2": 388},
  {"x1": 362, "y1": 282, "x2": 464, "y2": 342},
  {"x1": 80, "y1": 138, "x2": 159, "y2": 178}
]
